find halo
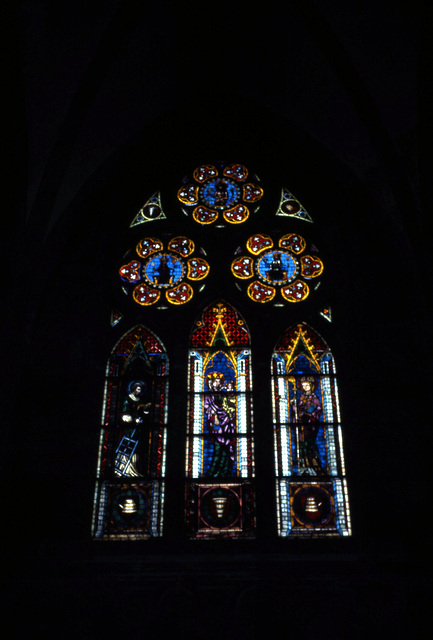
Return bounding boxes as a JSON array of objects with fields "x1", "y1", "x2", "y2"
[{"x1": 128, "y1": 380, "x2": 146, "y2": 394}]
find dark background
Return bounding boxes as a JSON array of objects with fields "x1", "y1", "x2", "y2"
[{"x1": 2, "y1": 1, "x2": 431, "y2": 638}]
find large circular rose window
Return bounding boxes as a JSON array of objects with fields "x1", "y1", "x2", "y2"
[
  {"x1": 231, "y1": 233, "x2": 323, "y2": 303},
  {"x1": 119, "y1": 236, "x2": 210, "y2": 305},
  {"x1": 177, "y1": 162, "x2": 263, "y2": 224}
]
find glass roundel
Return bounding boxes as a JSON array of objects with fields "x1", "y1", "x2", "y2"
[
  {"x1": 119, "y1": 236, "x2": 210, "y2": 306},
  {"x1": 256, "y1": 250, "x2": 298, "y2": 285},
  {"x1": 143, "y1": 253, "x2": 185, "y2": 289},
  {"x1": 231, "y1": 233, "x2": 323, "y2": 304},
  {"x1": 200, "y1": 178, "x2": 241, "y2": 210},
  {"x1": 177, "y1": 162, "x2": 263, "y2": 225}
]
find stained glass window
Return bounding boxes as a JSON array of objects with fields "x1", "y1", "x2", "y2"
[
  {"x1": 93, "y1": 158, "x2": 353, "y2": 542},
  {"x1": 185, "y1": 301, "x2": 256, "y2": 538},
  {"x1": 276, "y1": 188, "x2": 313, "y2": 222},
  {"x1": 92, "y1": 325, "x2": 169, "y2": 539},
  {"x1": 178, "y1": 162, "x2": 263, "y2": 225},
  {"x1": 119, "y1": 235, "x2": 210, "y2": 306},
  {"x1": 130, "y1": 191, "x2": 166, "y2": 227},
  {"x1": 231, "y1": 233, "x2": 323, "y2": 304},
  {"x1": 272, "y1": 323, "x2": 351, "y2": 537}
]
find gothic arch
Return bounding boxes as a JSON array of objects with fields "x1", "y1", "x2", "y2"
[
  {"x1": 185, "y1": 300, "x2": 256, "y2": 538},
  {"x1": 271, "y1": 322, "x2": 351, "y2": 536},
  {"x1": 92, "y1": 324, "x2": 169, "y2": 539}
]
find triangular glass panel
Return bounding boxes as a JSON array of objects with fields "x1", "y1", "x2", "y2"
[
  {"x1": 276, "y1": 188, "x2": 313, "y2": 223},
  {"x1": 110, "y1": 310, "x2": 123, "y2": 327},
  {"x1": 319, "y1": 307, "x2": 332, "y2": 322},
  {"x1": 130, "y1": 192, "x2": 166, "y2": 227}
]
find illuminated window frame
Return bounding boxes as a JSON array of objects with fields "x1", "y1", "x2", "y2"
[
  {"x1": 92, "y1": 325, "x2": 169, "y2": 540},
  {"x1": 185, "y1": 301, "x2": 256, "y2": 539},
  {"x1": 271, "y1": 323, "x2": 351, "y2": 537}
]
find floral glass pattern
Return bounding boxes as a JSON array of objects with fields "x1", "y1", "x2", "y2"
[
  {"x1": 119, "y1": 236, "x2": 210, "y2": 306},
  {"x1": 92, "y1": 325, "x2": 169, "y2": 539},
  {"x1": 271, "y1": 323, "x2": 351, "y2": 537},
  {"x1": 231, "y1": 233, "x2": 324, "y2": 303},
  {"x1": 177, "y1": 162, "x2": 263, "y2": 225},
  {"x1": 186, "y1": 301, "x2": 256, "y2": 538}
]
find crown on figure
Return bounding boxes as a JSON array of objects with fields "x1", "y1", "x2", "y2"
[{"x1": 206, "y1": 372, "x2": 225, "y2": 385}]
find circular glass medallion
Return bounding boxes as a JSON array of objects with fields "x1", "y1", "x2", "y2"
[
  {"x1": 200, "y1": 487, "x2": 241, "y2": 529},
  {"x1": 141, "y1": 203, "x2": 161, "y2": 219},
  {"x1": 200, "y1": 178, "x2": 240, "y2": 210},
  {"x1": 143, "y1": 253, "x2": 184, "y2": 288},
  {"x1": 256, "y1": 250, "x2": 298, "y2": 284},
  {"x1": 292, "y1": 485, "x2": 333, "y2": 527}
]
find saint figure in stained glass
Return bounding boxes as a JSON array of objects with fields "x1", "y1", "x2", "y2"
[
  {"x1": 114, "y1": 379, "x2": 151, "y2": 477},
  {"x1": 186, "y1": 301, "x2": 255, "y2": 538},
  {"x1": 291, "y1": 376, "x2": 324, "y2": 475},
  {"x1": 204, "y1": 372, "x2": 236, "y2": 478},
  {"x1": 272, "y1": 323, "x2": 351, "y2": 537},
  {"x1": 92, "y1": 325, "x2": 168, "y2": 539}
]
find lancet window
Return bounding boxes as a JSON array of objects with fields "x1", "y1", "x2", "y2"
[
  {"x1": 271, "y1": 323, "x2": 351, "y2": 536},
  {"x1": 92, "y1": 325, "x2": 168, "y2": 539},
  {"x1": 185, "y1": 301, "x2": 256, "y2": 538}
]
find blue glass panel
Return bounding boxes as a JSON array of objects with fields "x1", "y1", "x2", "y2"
[
  {"x1": 200, "y1": 179, "x2": 240, "y2": 209},
  {"x1": 257, "y1": 250, "x2": 298, "y2": 283},
  {"x1": 143, "y1": 253, "x2": 184, "y2": 288}
]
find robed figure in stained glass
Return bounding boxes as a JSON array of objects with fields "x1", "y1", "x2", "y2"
[
  {"x1": 186, "y1": 301, "x2": 256, "y2": 538},
  {"x1": 93, "y1": 325, "x2": 168, "y2": 539},
  {"x1": 204, "y1": 373, "x2": 236, "y2": 478},
  {"x1": 291, "y1": 375, "x2": 323, "y2": 475},
  {"x1": 272, "y1": 323, "x2": 351, "y2": 537},
  {"x1": 115, "y1": 380, "x2": 152, "y2": 477}
]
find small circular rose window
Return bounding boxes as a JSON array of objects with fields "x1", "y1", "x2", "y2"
[
  {"x1": 177, "y1": 162, "x2": 263, "y2": 225},
  {"x1": 231, "y1": 233, "x2": 323, "y2": 303},
  {"x1": 119, "y1": 236, "x2": 210, "y2": 306}
]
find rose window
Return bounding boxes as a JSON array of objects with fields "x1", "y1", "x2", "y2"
[
  {"x1": 119, "y1": 236, "x2": 210, "y2": 306},
  {"x1": 177, "y1": 162, "x2": 263, "y2": 224},
  {"x1": 231, "y1": 233, "x2": 323, "y2": 303}
]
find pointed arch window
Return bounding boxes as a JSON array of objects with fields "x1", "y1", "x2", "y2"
[
  {"x1": 272, "y1": 323, "x2": 351, "y2": 537},
  {"x1": 92, "y1": 325, "x2": 169, "y2": 539},
  {"x1": 185, "y1": 301, "x2": 255, "y2": 538},
  {"x1": 92, "y1": 159, "x2": 353, "y2": 542}
]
